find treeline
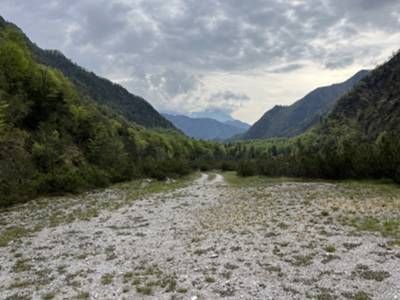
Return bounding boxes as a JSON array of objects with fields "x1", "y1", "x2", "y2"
[
  {"x1": 0, "y1": 26, "x2": 224, "y2": 207},
  {"x1": 227, "y1": 127, "x2": 400, "y2": 183}
]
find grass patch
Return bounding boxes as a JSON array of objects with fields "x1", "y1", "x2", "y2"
[
  {"x1": 343, "y1": 216, "x2": 400, "y2": 238},
  {"x1": 101, "y1": 273, "x2": 114, "y2": 285},
  {"x1": 222, "y1": 172, "x2": 307, "y2": 187},
  {"x1": 291, "y1": 254, "x2": 314, "y2": 267},
  {"x1": 136, "y1": 286, "x2": 152, "y2": 295},
  {"x1": 42, "y1": 292, "x2": 56, "y2": 300},
  {"x1": 12, "y1": 259, "x2": 32, "y2": 273},
  {"x1": 0, "y1": 227, "x2": 30, "y2": 247},
  {"x1": 352, "y1": 265, "x2": 390, "y2": 282},
  {"x1": 75, "y1": 292, "x2": 90, "y2": 299},
  {"x1": 205, "y1": 276, "x2": 216, "y2": 283},
  {"x1": 323, "y1": 245, "x2": 336, "y2": 253}
]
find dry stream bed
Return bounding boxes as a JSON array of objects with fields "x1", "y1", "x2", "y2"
[{"x1": 0, "y1": 173, "x2": 399, "y2": 299}]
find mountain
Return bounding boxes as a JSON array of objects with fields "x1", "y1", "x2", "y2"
[
  {"x1": 163, "y1": 114, "x2": 249, "y2": 140},
  {"x1": 0, "y1": 17, "x2": 221, "y2": 206},
  {"x1": 241, "y1": 70, "x2": 369, "y2": 140},
  {"x1": 224, "y1": 119, "x2": 251, "y2": 130},
  {"x1": 0, "y1": 17, "x2": 174, "y2": 130},
  {"x1": 323, "y1": 53, "x2": 400, "y2": 139}
]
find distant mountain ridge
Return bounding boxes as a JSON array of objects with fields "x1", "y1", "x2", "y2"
[
  {"x1": 0, "y1": 17, "x2": 174, "y2": 130},
  {"x1": 163, "y1": 114, "x2": 250, "y2": 140},
  {"x1": 241, "y1": 70, "x2": 369, "y2": 140}
]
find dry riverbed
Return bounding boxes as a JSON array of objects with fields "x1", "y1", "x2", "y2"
[{"x1": 0, "y1": 173, "x2": 399, "y2": 300}]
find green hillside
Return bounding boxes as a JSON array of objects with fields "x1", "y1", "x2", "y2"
[
  {"x1": 226, "y1": 52, "x2": 400, "y2": 182},
  {"x1": 0, "y1": 16, "x2": 175, "y2": 130},
  {"x1": 0, "y1": 20, "x2": 223, "y2": 206}
]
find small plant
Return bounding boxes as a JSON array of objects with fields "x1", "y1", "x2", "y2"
[
  {"x1": 221, "y1": 271, "x2": 232, "y2": 279},
  {"x1": 354, "y1": 291, "x2": 371, "y2": 300},
  {"x1": 101, "y1": 273, "x2": 114, "y2": 285},
  {"x1": 292, "y1": 254, "x2": 314, "y2": 266},
  {"x1": 42, "y1": 292, "x2": 56, "y2": 300},
  {"x1": 76, "y1": 292, "x2": 90, "y2": 299},
  {"x1": 177, "y1": 287, "x2": 188, "y2": 293},
  {"x1": 324, "y1": 245, "x2": 336, "y2": 253},
  {"x1": 205, "y1": 276, "x2": 216, "y2": 283},
  {"x1": 136, "y1": 286, "x2": 153, "y2": 295},
  {"x1": 321, "y1": 210, "x2": 329, "y2": 217}
]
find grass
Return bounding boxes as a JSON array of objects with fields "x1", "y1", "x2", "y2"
[
  {"x1": 205, "y1": 276, "x2": 216, "y2": 283},
  {"x1": 354, "y1": 291, "x2": 371, "y2": 300},
  {"x1": 222, "y1": 171, "x2": 306, "y2": 187},
  {"x1": 12, "y1": 259, "x2": 32, "y2": 273},
  {"x1": 352, "y1": 265, "x2": 390, "y2": 282},
  {"x1": 42, "y1": 292, "x2": 56, "y2": 300},
  {"x1": 0, "y1": 227, "x2": 30, "y2": 247},
  {"x1": 101, "y1": 273, "x2": 114, "y2": 285},
  {"x1": 342, "y1": 216, "x2": 400, "y2": 239},
  {"x1": 323, "y1": 245, "x2": 336, "y2": 253},
  {"x1": 221, "y1": 271, "x2": 232, "y2": 279},
  {"x1": 136, "y1": 286, "x2": 153, "y2": 295},
  {"x1": 75, "y1": 292, "x2": 90, "y2": 299},
  {"x1": 291, "y1": 254, "x2": 314, "y2": 267}
]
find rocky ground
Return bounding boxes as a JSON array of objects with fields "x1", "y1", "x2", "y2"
[{"x1": 0, "y1": 173, "x2": 399, "y2": 300}]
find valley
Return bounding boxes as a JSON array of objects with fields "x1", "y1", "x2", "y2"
[{"x1": 1, "y1": 174, "x2": 399, "y2": 299}]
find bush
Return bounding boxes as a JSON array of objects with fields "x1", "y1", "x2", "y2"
[
  {"x1": 220, "y1": 160, "x2": 236, "y2": 171},
  {"x1": 394, "y1": 166, "x2": 400, "y2": 184},
  {"x1": 237, "y1": 160, "x2": 257, "y2": 177}
]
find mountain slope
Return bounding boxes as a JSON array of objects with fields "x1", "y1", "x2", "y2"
[
  {"x1": 224, "y1": 119, "x2": 251, "y2": 131},
  {"x1": 242, "y1": 70, "x2": 369, "y2": 140},
  {"x1": 0, "y1": 16, "x2": 174, "y2": 130},
  {"x1": 324, "y1": 53, "x2": 400, "y2": 139},
  {"x1": 0, "y1": 18, "x2": 221, "y2": 206},
  {"x1": 163, "y1": 114, "x2": 249, "y2": 140}
]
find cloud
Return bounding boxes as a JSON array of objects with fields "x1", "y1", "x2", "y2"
[{"x1": 2, "y1": 0, "x2": 400, "y2": 121}]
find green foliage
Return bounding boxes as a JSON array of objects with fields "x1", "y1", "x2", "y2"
[
  {"x1": 0, "y1": 23, "x2": 221, "y2": 207},
  {"x1": 32, "y1": 46, "x2": 174, "y2": 129},
  {"x1": 0, "y1": 100, "x2": 7, "y2": 133},
  {"x1": 237, "y1": 160, "x2": 257, "y2": 177},
  {"x1": 1, "y1": 18, "x2": 399, "y2": 208}
]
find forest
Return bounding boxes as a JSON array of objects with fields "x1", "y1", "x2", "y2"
[
  {"x1": 0, "y1": 18, "x2": 399, "y2": 208},
  {"x1": 0, "y1": 25, "x2": 225, "y2": 207}
]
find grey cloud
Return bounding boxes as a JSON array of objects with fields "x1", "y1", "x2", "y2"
[
  {"x1": 1, "y1": 0, "x2": 400, "y2": 118},
  {"x1": 269, "y1": 64, "x2": 305, "y2": 73},
  {"x1": 210, "y1": 91, "x2": 250, "y2": 103}
]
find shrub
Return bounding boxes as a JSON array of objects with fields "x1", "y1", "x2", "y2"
[
  {"x1": 237, "y1": 160, "x2": 257, "y2": 177},
  {"x1": 394, "y1": 166, "x2": 400, "y2": 184},
  {"x1": 220, "y1": 160, "x2": 236, "y2": 171}
]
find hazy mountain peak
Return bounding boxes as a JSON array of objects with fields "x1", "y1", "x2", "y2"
[{"x1": 163, "y1": 113, "x2": 249, "y2": 141}]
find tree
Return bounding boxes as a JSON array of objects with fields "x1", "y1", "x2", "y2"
[{"x1": 0, "y1": 100, "x2": 7, "y2": 134}]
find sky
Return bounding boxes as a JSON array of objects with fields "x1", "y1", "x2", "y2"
[{"x1": 2, "y1": 0, "x2": 400, "y2": 124}]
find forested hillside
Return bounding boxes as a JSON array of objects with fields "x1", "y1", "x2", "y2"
[
  {"x1": 242, "y1": 70, "x2": 369, "y2": 140},
  {"x1": 227, "y1": 52, "x2": 400, "y2": 182},
  {"x1": 0, "y1": 16, "x2": 175, "y2": 130},
  {"x1": 0, "y1": 20, "x2": 224, "y2": 206},
  {"x1": 163, "y1": 113, "x2": 249, "y2": 140}
]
